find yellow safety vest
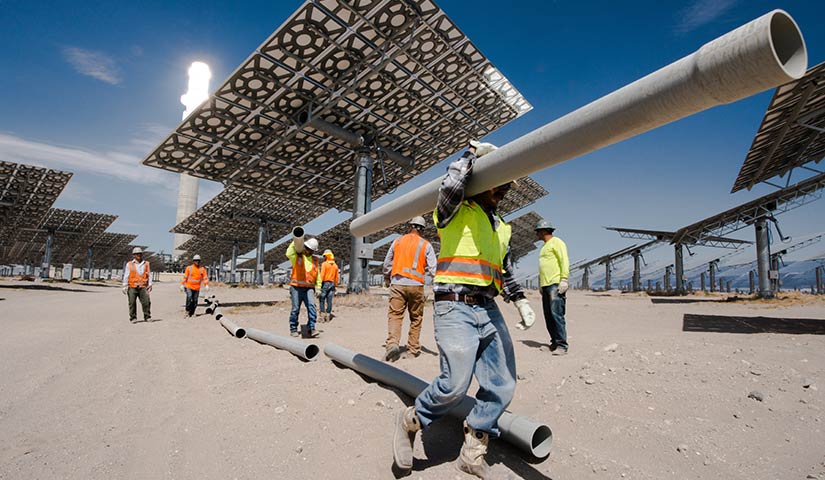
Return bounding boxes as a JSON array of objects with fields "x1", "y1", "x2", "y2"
[{"x1": 433, "y1": 200, "x2": 511, "y2": 292}]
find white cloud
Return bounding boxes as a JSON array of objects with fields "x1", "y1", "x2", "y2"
[
  {"x1": 0, "y1": 132, "x2": 177, "y2": 192},
  {"x1": 675, "y1": 0, "x2": 739, "y2": 34},
  {"x1": 61, "y1": 46, "x2": 122, "y2": 85}
]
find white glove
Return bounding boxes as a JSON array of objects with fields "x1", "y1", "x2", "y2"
[
  {"x1": 122, "y1": 286, "x2": 128, "y2": 295},
  {"x1": 514, "y1": 298, "x2": 535, "y2": 330},
  {"x1": 558, "y1": 278, "x2": 569, "y2": 295},
  {"x1": 469, "y1": 140, "x2": 498, "y2": 158},
  {"x1": 204, "y1": 285, "x2": 210, "y2": 292},
  {"x1": 179, "y1": 285, "x2": 185, "y2": 292}
]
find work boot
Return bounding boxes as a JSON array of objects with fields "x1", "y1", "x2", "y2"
[
  {"x1": 384, "y1": 345, "x2": 401, "y2": 362},
  {"x1": 290, "y1": 331, "x2": 299, "y2": 337},
  {"x1": 393, "y1": 406, "x2": 420, "y2": 470},
  {"x1": 456, "y1": 422, "x2": 491, "y2": 479},
  {"x1": 309, "y1": 329, "x2": 320, "y2": 338}
]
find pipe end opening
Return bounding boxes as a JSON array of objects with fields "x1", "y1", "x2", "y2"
[
  {"x1": 769, "y1": 10, "x2": 807, "y2": 79},
  {"x1": 305, "y1": 344, "x2": 320, "y2": 361},
  {"x1": 235, "y1": 328, "x2": 246, "y2": 339},
  {"x1": 531, "y1": 425, "x2": 553, "y2": 459}
]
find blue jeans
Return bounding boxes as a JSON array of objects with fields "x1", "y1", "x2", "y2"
[
  {"x1": 289, "y1": 286, "x2": 317, "y2": 332},
  {"x1": 541, "y1": 284, "x2": 567, "y2": 349},
  {"x1": 415, "y1": 299, "x2": 516, "y2": 437},
  {"x1": 319, "y1": 281, "x2": 335, "y2": 313},
  {"x1": 185, "y1": 288, "x2": 200, "y2": 316}
]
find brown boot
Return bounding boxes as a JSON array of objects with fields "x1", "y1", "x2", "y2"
[
  {"x1": 456, "y1": 421, "x2": 491, "y2": 479},
  {"x1": 393, "y1": 406, "x2": 420, "y2": 470}
]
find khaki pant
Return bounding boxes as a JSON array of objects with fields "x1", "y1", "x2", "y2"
[
  {"x1": 128, "y1": 287, "x2": 151, "y2": 321},
  {"x1": 386, "y1": 285, "x2": 425, "y2": 355}
]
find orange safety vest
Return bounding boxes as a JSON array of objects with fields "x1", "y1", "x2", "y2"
[
  {"x1": 290, "y1": 254, "x2": 319, "y2": 288},
  {"x1": 320, "y1": 260, "x2": 339, "y2": 284},
  {"x1": 390, "y1": 233, "x2": 430, "y2": 283},
  {"x1": 182, "y1": 264, "x2": 208, "y2": 290},
  {"x1": 128, "y1": 261, "x2": 150, "y2": 288}
]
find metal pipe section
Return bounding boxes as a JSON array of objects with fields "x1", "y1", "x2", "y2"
[
  {"x1": 674, "y1": 244, "x2": 685, "y2": 295},
  {"x1": 292, "y1": 226, "x2": 305, "y2": 254},
  {"x1": 348, "y1": 153, "x2": 373, "y2": 293},
  {"x1": 604, "y1": 263, "x2": 611, "y2": 291},
  {"x1": 709, "y1": 262, "x2": 717, "y2": 292},
  {"x1": 755, "y1": 218, "x2": 773, "y2": 298},
  {"x1": 220, "y1": 318, "x2": 246, "y2": 338},
  {"x1": 245, "y1": 327, "x2": 320, "y2": 362},
  {"x1": 749, "y1": 270, "x2": 756, "y2": 294},
  {"x1": 324, "y1": 343, "x2": 553, "y2": 459},
  {"x1": 816, "y1": 266, "x2": 823, "y2": 294},
  {"x1": 351, "y1": 10, "x2": 807, "y2": 237},
  {"x1": 631, "y1": 252, "x2": 641, "y2": 292},
  {"x1": 700, "y1": 272, "x2": 706, "y2": 292}
]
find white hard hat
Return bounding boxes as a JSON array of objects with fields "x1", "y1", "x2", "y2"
[
  {"x1": 193, "y1": 254, "x2": 202, "y2": 260},
  {"x1": 304, "y1": 238, "x2": 319, "y2": 251},
  {"x1": 132, "y1": 247, "x2": 143, "y2": 254},
  {"x1": 409, "y1": 216, "x2": 426, "y2": 228}
]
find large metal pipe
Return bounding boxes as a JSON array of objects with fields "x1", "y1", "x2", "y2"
[
  {"x1": 214, "y1": 308, "x2": 246, "y2": 338},
  {"x1": 324, "y1": 343, "x2": 552, "y2": 459},
  {"x1": 351, "y1": 10, "x2": 807, "y2": 237},
  {"x1": 245, "y1": 327, "x2": 320, "y2": 362},
  {"x1": 255, "y1": 223, "x2": 266, "y2": 285},
  {"x1": 631, "y1": 251, "x2": 641, "y2": 292},
  {"x1": 348, "y1": 153, "x2": 373, "y2": 293},
  {"x1": 293, "y1": 226, "x2": 305, "y2": 254}
]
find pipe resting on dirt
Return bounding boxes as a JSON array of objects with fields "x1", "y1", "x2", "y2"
[
  {"x1": 215, "y1": 310, "x2": 245, "y2": 338},
  {"x1": 324, "y1": 343, "x2": 552, "y2": 458},
  {"x1": 350, "y1": 10, "x2": 807, "y2": 237},
  {"x1": 245, "y1": 327, "x2": 320, "y2": 362}
]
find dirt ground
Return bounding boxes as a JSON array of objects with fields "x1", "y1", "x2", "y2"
[{"x1": 1, "y1": 277, "x2": 824, "y2": 480}]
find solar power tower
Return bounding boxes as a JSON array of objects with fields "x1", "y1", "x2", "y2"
[
  {"x1": 142, "y1": 0, "x2": 531, "y2": 292},
  {"x1": 0, "y1": 161, "x2": 72, "y2": 264},
  {"x1": 604, "y1": 226, "x2": 750, "y2": 295},
  {"x1": 573, "y1": 240, "x2": 659, "y2": 292}
]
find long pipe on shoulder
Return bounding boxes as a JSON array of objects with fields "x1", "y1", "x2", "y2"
[
  {"x1": 292, "y1": 226, "x2": 305, "y2": 254},
  {"x1": 324, "y1": 343, "x2": 553, "y2": 459},
  {"x1": 350, "y1": 10, "x2": 807, "y2": 237}
]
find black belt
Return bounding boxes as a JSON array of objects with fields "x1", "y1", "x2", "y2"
[{"x1": 434, "y1": 292, "x2": 492, "y2": 305}]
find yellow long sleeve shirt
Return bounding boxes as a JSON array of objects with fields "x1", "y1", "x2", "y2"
[{"x1": 539, "y1": 236, "x2": 569, "y2": 287}]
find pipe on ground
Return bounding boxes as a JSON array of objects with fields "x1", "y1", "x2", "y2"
[
  {"x1": 324, "y1": 343, "x2": 552, "y2": 459},
  {"x1": 205, "y1": 299, "x2": 219, "y2": 315},
  {"x1": 245, "y1": 327, "x2": 320, "y2": 362},
  {"x1": 350, "y1": 10, "x2": 807, "y2": 237},
  {"x1": 218, "y1": 313, "x2": 246, "y2": 339}
]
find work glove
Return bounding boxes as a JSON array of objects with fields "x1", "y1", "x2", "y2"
[
  {"x1": 469, "y1": 140, "x2": 498, "y2": 158},
  {"x1": 204, "y1": 285, "x2": 210, "y2": 292},
  {"x1": 383, "y1": 277, "x2": 390, "y2": 288},
  {"x1": 179, "y1": 285, "x2": 185, "y2": 292},
  {"x1": 122, "y1": 286, "x2": 128, "y2": 295},
  {"x1": 514, "y1": 298, "x2": 535, "y2": 330},
  {"x1": 558, "y1": 278, "x2": 569, "y2": 295}
]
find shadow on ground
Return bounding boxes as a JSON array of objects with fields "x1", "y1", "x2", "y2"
[
  {"x1": 651, "y1": 297, "x2": 725, "y2": 304},
  {"x1": 683, "y1": 313, "x2": 825, "y2": 335},
  {"x1": 520, "y1": 339, "x2": 552, "y2": 350},
  {"x1": 0, "y1": 284, "x2": 92, "y2": 293},
  {"x1": 209, "y1": 300, "x2": 284, "y2": 308}
]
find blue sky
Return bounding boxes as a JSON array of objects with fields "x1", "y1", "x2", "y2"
[{"x1": 1, "y1": 0, "x2": 824, "y2": 274}]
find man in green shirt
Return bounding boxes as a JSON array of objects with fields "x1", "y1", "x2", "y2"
[{"x1": 535, "y1": 219, "x2": 570, "y2": 354}]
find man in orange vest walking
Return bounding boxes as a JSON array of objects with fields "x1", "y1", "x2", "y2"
[
  {"x1": 180, "y1": 254, "x2": 209, "y2": 317},
  {"x1": 286, "y1": 237, "x2": 321, "y2": 337},
  {"x1": 122, "y1": 247, "x2": 152, "y2": 323},
  {"x1": 318, "y1": 249, "x2": 339, "y2": 322},
  {"x1": 381, "y1": 216, "x2": 436, "y2": 362}
]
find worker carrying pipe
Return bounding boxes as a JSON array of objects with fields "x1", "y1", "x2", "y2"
[
  {"x1": 179, "y1": 254, "x2": 209, "y2": 317},
  {"x1": 392, "y1": 141, "x2": 536, "y2": 478},
  {"x1": 286, "y1": 233, "x2": 321, "y2": 337}
]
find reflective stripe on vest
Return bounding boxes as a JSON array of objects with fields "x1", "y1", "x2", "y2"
[
  {"x1": 290, "y1": 255, "x2": 319, "y2": 288},
  {"x1": 433, "y1": 200, "x2": 511, "y2": 292},
  {"x1": 390, "y1": 233, "x2": 429, "y2": 282},
  {"x1": 321, "y1": 260, "x2": 339, "y2": 283},
  {"x1": 128, "y1": 261, "x2": 150, "y2": 288},
  {"x1": 183, "y1": 265, "x2": 207, "y2": 290}
]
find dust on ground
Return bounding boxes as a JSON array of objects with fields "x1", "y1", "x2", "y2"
[{"x1": 1, "y1": 278, "x2": 823, "y2": 479}]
